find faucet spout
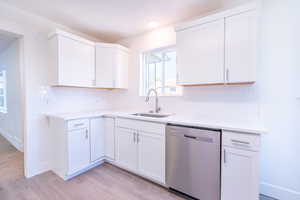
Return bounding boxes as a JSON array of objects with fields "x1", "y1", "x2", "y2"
[{"x1": 145, "y1": 88, "x2": 161, "y2": 113}]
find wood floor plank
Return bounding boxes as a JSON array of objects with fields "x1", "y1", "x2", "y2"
[{"x1": 0, "y1": 135, "x2": 275, "y2": 200}]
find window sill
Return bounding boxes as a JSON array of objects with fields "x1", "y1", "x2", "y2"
[
  {"x1": 139, "y1": 94, "x2": 182, "y2": 97},
  {"x1": 0, "y1": 109, "x2": 7, "y2": 114}
]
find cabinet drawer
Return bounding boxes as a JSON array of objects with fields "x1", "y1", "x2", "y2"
[
  {"x1": 116, "y1": 118, "x2": 165, "y2": 136},
  {"x1": 68, "y1": 119, "x2": 89, "y2": 131},
  {"x1": 222, "y1": 131, "x2": 260, "y2": 151}
]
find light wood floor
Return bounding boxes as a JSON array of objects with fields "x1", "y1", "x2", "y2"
[{"x1": 0, "y1": 135, "x2": 275, "y2": 200}]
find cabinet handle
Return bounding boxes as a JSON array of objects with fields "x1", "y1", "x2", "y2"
[
  {"x1": 231, "y1": 139, "x2": 250, "y2": 145},
  {"x1": 226, "y1": 69, "x2": 229, "y2": 82},
  {"x1": 85, "y1": 129, "x2": 88, "y2": 139},
  {"x1": 133, "y1": 132, "x2": 136, "y2": 143},
  {"x1": 224, "y1": 149, "x2": 227, "y2": 164},
  {"x1": 74, "y1": 123, "x2": 84, "y2": 127}
]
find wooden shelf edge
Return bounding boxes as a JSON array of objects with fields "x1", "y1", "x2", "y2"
[
  {"x1": 179, "y1": 82, "x2": 255, "y2": 87},
  {"x1": 51, "y1": 85, "x2": 128, "y2": 90}
]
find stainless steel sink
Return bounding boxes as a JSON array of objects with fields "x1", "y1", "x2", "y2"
[{"x1": 132, "y1": 113, "x2": 170, "y2": 118}]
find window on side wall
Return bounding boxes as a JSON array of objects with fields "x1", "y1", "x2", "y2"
[
  {"x1": 140, "y1": 46, "x2": 182, "y2": 96},
  {"x1": 0, "y1": 70, "x2": 7, "y2": 113}
]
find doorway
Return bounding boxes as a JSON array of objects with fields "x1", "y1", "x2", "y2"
[{"x1": 0, "y1": 30, "x2": 25, "y2": 180}]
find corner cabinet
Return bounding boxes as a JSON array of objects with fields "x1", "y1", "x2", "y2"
[
  {"x1": 176, "y1": 4, "x2": 257, "y2": 86},
  {"x1": 115, "y1": 118, "x2": 166, "y2": 184},
  {"x1": 49, "y1": 116, "x2": 114, "y2": 180},
  {"x1": 221, "y1": 131, "x2": 260, "y2": 200},
  {"x1": 48, "y1": 30, "x2": 129, "y2": 89},
  {"x1": 49, "y1": 30, "x2": 96, "y2": 87},
  {"x1": 95, "y1": 43, "x2": 129, "y2": 89}
]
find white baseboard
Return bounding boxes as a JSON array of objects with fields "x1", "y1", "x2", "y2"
[
  {"x1": 261, "y1": 182, "x2": 300, "y2": 200},
  {"x1": 0, "y1": 128, "x2": 23, "y2": 152}
]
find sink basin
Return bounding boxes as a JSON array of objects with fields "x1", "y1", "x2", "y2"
[{"x1": 132, "y1": 113, "x2": 171, "y2": 118}]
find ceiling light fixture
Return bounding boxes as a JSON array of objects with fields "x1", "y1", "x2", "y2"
[{"x1": 148, "y1": 21, "x2": 159, "y2": 28}]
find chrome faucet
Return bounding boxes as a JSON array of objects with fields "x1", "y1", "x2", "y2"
[{"x1": 145, "y1": 88, "x2": 161, "y2": 113}]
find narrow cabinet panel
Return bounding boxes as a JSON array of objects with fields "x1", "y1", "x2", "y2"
[
  {"x1": 90, "y1": 118, "x2": 105, "y2": 162},
  {"x1": 221, "y1": 147, "x2": 260, "y2": 200},
  {"x1": 115, "y1": 127, "x2": 138, "y2": 172},
  {"x1": 138, "y1": 131, "x2": 165, "y2": 184},
  {"x1": 225, "y1": 10, "x2": 257, "y2": 83},
  {"x1": 177, "y1": 19, "x2": 225, "y2": 85},
  {"x1": 95, "y1": 46, "x2": 115, "y2": 88},
  {"x1": 104, "y1": 117, "x2": 115, "y2": 160},
  {"x1": 67, "y1": 128, "x2": 90, "y2": 175}
]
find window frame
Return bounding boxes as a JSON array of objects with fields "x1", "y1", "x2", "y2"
[
  {"x1": 140, "y1": 45, "x2": 181, "y2": 97},
  {"x1": 0, "y1": 70, "x2": 7, "y2": 114}
]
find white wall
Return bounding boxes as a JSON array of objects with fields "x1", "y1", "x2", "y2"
[
  {"x1": 258, "y1": 0, "x2": 300, "y2": 199},
  {"x1": 0, "y1": 2, "x2": 114, "y2": 177},
  {"x1": 115, "y1": 1, "x2": 300, "y2": 199},
  {"x1": 0, "y1": 39, "x2": 23, "y2": 151}
]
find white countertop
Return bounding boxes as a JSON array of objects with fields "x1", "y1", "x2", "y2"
[{"x1": 47, "y1": 110, "x2": 267, "y2": 135}]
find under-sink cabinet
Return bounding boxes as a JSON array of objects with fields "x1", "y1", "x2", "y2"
[{"x1": 115, "y1": 118, "x2": 166, "y2": 184}]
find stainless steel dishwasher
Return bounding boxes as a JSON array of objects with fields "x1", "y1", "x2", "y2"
[{"x1": 166, "y1": 124, "x2": 221, "y2": 200}]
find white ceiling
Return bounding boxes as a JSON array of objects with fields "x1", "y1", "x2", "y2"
[{"x1": 2, "y1": 0, "x2": 252, "y2": 42}]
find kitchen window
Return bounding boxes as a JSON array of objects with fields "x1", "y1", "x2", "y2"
[
  {"x1": 140, "y1": 46, "x2": 182, "y2": 96},
  {"x1": 0, "y1": 70, "x2": 7, "y2": 113}
]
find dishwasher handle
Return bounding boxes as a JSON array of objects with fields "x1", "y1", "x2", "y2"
[{"x1": 184, "y1": 134, "x2": 197, "y2": 140}]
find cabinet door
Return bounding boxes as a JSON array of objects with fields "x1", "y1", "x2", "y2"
[
  {"x1": 115, "y1": 127, "x2": 137, "y2": 172},
  {"x1": 90, "y1": 118, "x2": 105, "y2": 162},
  {"x1": 115, "y1": 49, "x2": 129, "y2": 89},
  {"x1": 58, "y1": 36, "x2": 95, "y2": 87},
  {"x1": 95, "y1": 46, "x2": 115, "y2": 88},
  {"x1": 104, "y1": 117, "x2": 115, "y2": 160},
  {"x1": 67, "y1": 128, "x2": 90, "y2": 175},
  {"x1": 177, "y1": 19, "x2": 225, "y2": 85},
  {"x1": 225, "y1": 11, "x2": 257, "y2": 83},
  {"x1": 138, "y1": 131, "x2": 165, "y2": 183},
  {"x1": 221, "y1": 147, "x2": 259, "y2": 200}
]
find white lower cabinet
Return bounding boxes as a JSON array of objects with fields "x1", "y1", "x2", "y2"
[
  {"x1": 115, "y1": 118, "x2": 166, "y2": 184},
  {"x1": 115, "y1": 127, "x2": 138, "y2": 171},
  {"x1": 90, "y1": 118, "x2": 105, "y2": 162},
  {"x1": 138, "y1": 131, "x2": 165, "y2": 183},
  {"x1": 50, "y1": 117, "x2": 109, "y2": 180},
  {"x1": 221, "y1": 131, "x2": 260, "y2": 200},
  {"x1": 67, "y1": 128, "x2": 90, "y2": 175},
  {"x1": 104, "y1": 117, "x2": 115, "y2": 160}
]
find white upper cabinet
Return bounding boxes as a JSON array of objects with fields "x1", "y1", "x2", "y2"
[
  {"x1": 177, "y1": 19, "x2": 225, "y2": 85},
  {"x1": 176, "y1": 4, "x2": 257, "y2": 86},
  {"x1": 95, "y1": 43, "x2": 129, "y2": 89},
  {"x1": 49, "y1": 30, "x2": 95, "y2": 87},
  {"x1": 225, "y1": 11, "x2": 257, "y2": 84}
]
